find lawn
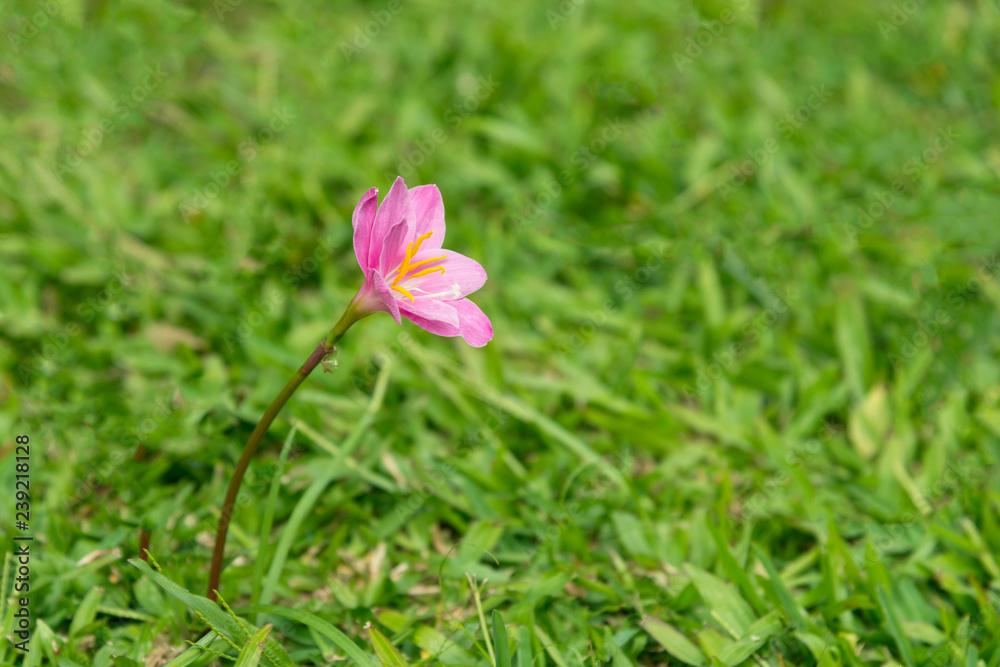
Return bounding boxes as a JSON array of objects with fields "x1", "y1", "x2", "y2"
[{"x1": 2, "y1": 0, "x2": 1000, "y2": 665}]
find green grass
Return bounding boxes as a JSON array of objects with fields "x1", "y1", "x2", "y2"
[{"x1": 2, "y1": 0, "x2": 1000, "y2": 664}]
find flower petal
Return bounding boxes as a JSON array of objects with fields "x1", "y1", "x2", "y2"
[
  {"x1": 399, "y1": 296, "x2": 460, "y2": 328},
  {"x1": 352, "y1": 187, "x2": 378, "y2": 271},
  {"x1": 452, "y1": 298, "x2": 493, "y2": 347},
  {"x1": 368, "y1": 176, "x2": 408, "y2": 270},
  {"x1": 398, "y1": 249, "x2": 487, "y2": 300},
  {"x1": 378, "y1": 218, "x2": 410, "y2": 277},
  {"x1": 408, "y1": 184, "x2": 446, "y2": 250},
  {"x1": 399, "y1": 298, "x2": 492, "y2": 347},
  {"x1": 399, "y1": 303, "x2": 460, "y2": 339},
  {"x1": 368, "y1": 268, "x2": 401, "y2": 325}
]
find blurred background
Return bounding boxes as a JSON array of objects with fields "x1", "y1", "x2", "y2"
[{"x1": 2, "y1": 0, "x2": 1000, "y2": 664}]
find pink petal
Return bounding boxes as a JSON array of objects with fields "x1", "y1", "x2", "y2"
[
  {"x1": 378, "y1": 218, "x2": 410, "y2": 277},
  {"x1": 367, "y1": 177, "x2": 408, "y2": 270},
  {"x1": 399, "y1": 305, "x2": 460, "y2": 339},
  {"x1": 452, "y1": 298, "x2": 493, "y2": 347},
  {"x1": 399, "y1": 298, "x2": 492, "y2": 347},
  {"x1": 399, "y1": 297, "x2": 460, "y2": 328},
  {"x1": 398, "y1": 249, "x2": 487, "y2": 300},
  {"x1": 408, "y1": 184, "x2": 446, "y2": 250},
  {"x1": 368, "y1": 268, "x2": 401, "y2": 325},
  {"x1": 352, "y1": 187, "x2": 378, "y2": 271}
]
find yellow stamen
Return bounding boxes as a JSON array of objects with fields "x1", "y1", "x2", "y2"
[
  {"x1": 406, "y1": 266, "x2": 446, "y2": 280},
  {"x1": 402, "y1": 255, "x2": 447, "y2": 274},
  {"x1": 393, "y1": 285, "x2": 415, "y2": 302},
  {"x1": 392, "y1": 231, "x2": 435, "y2": 287},
  {"x1": 390, "y1": 230, "x2": 449, "y2": 301}
]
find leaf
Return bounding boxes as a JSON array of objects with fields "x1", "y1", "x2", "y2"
[
  {"x1": 835, "y1": 288, "x2": 872, "y2": 400},
  {"x1": 533, "y1": 625, "x2": 569, "y2": 667},
  {"x1": 900, "y1": 620, "x2": 947, "y2": 645},
  {"x1": 128, "y1": 559, "x2": 294, "y2": 667},
  {"x1": 70, "y1": 586, "x2": 105, "y2": 638},
  {"x1": 235, "y1": 625, "x2": 272, "y2": 667},
  {"x1": 412, "y1": 624, "x2": 476, "y2": 663},
  {"x1": 515, "y1": 626, "x2": 532, "y2": 667},
  {"x1": 612, "y1": 511, "x2": 656, "y2": 559},
  {"x1": 112, "y1": 658, "x2": 144, "y2": 667},
  {"x1": 370, "y1": 627, "x2": 409, "y2": 667},
  {"x1": 260, "y1": 364, "x2": 392, "y2": 608},
  {"x1": 163, "y1": 631, "x2": 224, "y2": 667},
  {"x1": 696, "y1": 260, "x2": 726, "y2": 328},
  {"x1": 848, "y1": 383, "x2": 889, "y2": 460},
  {"x1": 715, "y1": 611, "x2": 783, "y2": 666},
  {"x1": 34, "y1": 620, "x2": 60, "y2": 666},
  {"x1": 795, "y1": 632, "x2": 834, "y2": 662},
  {"x1": 706, "y1": 518, "x2": 768, "y2": 616},
  {"x1": 240, "y1": 604, "x2": 378, "y2": 667},
  {"x1": 252, "y1": 425, "x2": 298, "y2": 615},
  {"x1": 752, "y1": 545, "x2": 809, "y2": 631},
  {"x1": 877, "y1": 585, "x2": 915, "y2": 667},
  {"x1": 684, "y1": 564, "x2": 756, "y2": 637},
  {"x1": 641, "y1": 616, "x2": 705, "y2": 666},
  {"x1": 492, "y1": 610, "x2": 512, "y2": 667}
]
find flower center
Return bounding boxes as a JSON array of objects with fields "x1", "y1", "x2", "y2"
[{"x1": 390, "y1": 230, "x2": 446, "y2": 302}]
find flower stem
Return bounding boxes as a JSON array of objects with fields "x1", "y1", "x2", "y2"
[{"x1": 207, "y1": 314, "x2": 355, "y2": 601}]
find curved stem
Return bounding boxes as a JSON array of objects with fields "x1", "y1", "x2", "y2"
[{"x1": 207, "y1": 317, "x2": 353, "y2": 601}]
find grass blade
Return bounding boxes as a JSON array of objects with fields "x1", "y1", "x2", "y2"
[
  {"x1": 235, "y1": 625, "x2": 272, "y2": 667},
  {"x1": 640, "y1": 616, "x2": 705, "y2": 666},
  {"x1": 251, "y1": 425, "x2": 298, "y2": 617},
  {"x1": 684, "y1": 564, "x2": 756, "y2": 638},
  {"x1": 128, "y1": 559, "x2": 293, "y2": 667},
  {"x1": 492, "y1": 610, "x2": 512, "y2": 667},
  {"x1": 752, "y1": 544, "x2": 809, "y2": 631},
  {"x1": 877, "y1": 585, "x2": 914, "y2": 667},
  {"x1": 370, "y1": 626, "x2": 409, "y2": 667},
  {"x1": 240, "y1": 604, "x2": 378, "y2": 667},
  {"x1": 69, "y1": 586, "x2": 104, "y2": 638},
  {"x1": 260, "y1": 362, "x2": 391, "y2": 607}
]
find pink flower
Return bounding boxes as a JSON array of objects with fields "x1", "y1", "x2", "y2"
[{"x1": 347, "y1": 177, "x2": 493, "y2": 347}]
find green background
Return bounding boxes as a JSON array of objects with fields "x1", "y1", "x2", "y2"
[{"x1": 1, "y1": 0, "x2": 999, "y2": 664}]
